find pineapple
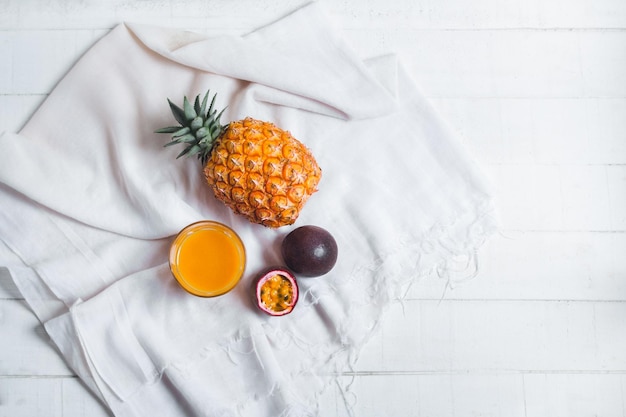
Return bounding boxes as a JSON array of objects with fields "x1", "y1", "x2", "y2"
[{"x1": 156, "y1": 91, "x2": 321, "y2": 228}]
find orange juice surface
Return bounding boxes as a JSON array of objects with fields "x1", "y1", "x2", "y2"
[{"x1": 169, "y1": 221, "x2": 246, "y2": 297}]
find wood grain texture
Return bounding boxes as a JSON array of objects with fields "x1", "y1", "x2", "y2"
[
  {"x1": 1, "y1": 0, "x2": 625, "y2": 416},
  {"x1": 0, "y1": 377, "x2": 111, "y2": 417}
]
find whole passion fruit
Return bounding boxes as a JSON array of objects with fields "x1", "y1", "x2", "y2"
[
  {"x1": 255, "y1": 268, "x2": 299, "y2": 316},
  {"x1": 281, "y1": 225, "x2": 338, "y2": 277}
]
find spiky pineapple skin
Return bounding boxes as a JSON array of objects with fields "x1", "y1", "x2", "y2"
[{"x1": 203, "y1": 118, "x2": 321, "y2": 228}]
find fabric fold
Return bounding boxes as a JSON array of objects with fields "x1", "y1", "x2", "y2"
[
  {"x1": 71, "y1": 285, "x2": 160, "y2": 402},
  {"x1": 126, "y1": 2, "x2": 396, "y2": 120}
]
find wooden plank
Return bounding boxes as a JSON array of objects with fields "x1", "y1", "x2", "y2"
[
  {"x1": 356, "y1": 300, "x2": 626, "y2": 372},
  {"x1": 0, "y1": 376, "x2": 110, "y2": 417},
  {"x1": 433, "y1": 98, "x2": 626, "y2": 165},
  {"x1": 346, "y1": 29, "x2": 626, "y2": 98},
  {"x1": 0, "y1": 30, "x2": 108, "y2": 95},
  {"x1": 0, "y1": 29, "x2": 624, "y2": 98},
  {"x1": 4, "y1": 96, "x2": 625, "y2": 167},
  {"x1": 607, "y1": 165, "x2": 626, "y2": 230},
  {"x1": 2, "y1": 232, "x2": 625, "y2": 375},
  {"x1": 5, "y1": 113, "x2": 624, "y2": 234},
  {"x1": 410, "y1": 231, "x2": 626, "y2": 301},
  {"x1": 0, "y1": 94, "x2": 47, "y2": 134},
  {"x1": 490, "y1": 164, "x2": 625, "y2": 231},
  {"x1": 3, "y1": 230, "x2": 625, "y2": 375},
  {"x1": 0, "y1": 300, "x2": 72, "y2": 376},
  {"x1": 1, "y1": 1, "x2": 625, "y2": 416},
  {"x1": 4, "y1": 96, "x2": 625, "y2": 166},
  {"x1": 318, "y1": 373, "x2": 626, "y2": 417},
  {"x1": 3, "y1": 372, "x2": 624, "y2": 417},
  {"x1": 522, "y1": 373, "x2": 626, "y2": 417},
  {"x1": 1, "y1": 0, "x2": 625, "y2": 30}
]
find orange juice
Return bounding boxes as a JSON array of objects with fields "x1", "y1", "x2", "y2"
[{"x1": 169, "y1": 221, "x2": 246, "y2": 297}]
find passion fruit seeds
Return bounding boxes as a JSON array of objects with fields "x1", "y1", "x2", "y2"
[{"x1": 255, "y1": 268, "x2": 299, "y2": 316}]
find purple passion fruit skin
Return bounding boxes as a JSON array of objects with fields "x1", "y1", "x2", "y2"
[
  {"x1": 255, "y1": 268, "x2": 299, "y2": 316},
  {"x1": 281, "y1": 226, "x2": 338, "y2": 277}
]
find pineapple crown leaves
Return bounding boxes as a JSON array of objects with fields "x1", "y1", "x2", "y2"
[{"x1": 155, "y1": 91, "x2": 228, "y2": 165}]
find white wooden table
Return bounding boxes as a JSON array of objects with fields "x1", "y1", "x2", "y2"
[{"x1": 1, "y1": 0, "x2": 625, "y2": 415}]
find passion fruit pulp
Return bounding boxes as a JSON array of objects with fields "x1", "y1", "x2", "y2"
[
  {"x1": 255, "y1": 268, "x2": 299, "y2": 316},
  {"x1": 281, "y1": 225, "x2": 338, "y2": 277}
]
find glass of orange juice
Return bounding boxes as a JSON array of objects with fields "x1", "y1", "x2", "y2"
[{"x1": 169, "y1": 221, "x2": 246, "y2": 297}]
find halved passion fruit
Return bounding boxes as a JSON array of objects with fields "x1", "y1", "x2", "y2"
[{"x1": 255, "y1": 268, "x2": 299, "y2": 316}]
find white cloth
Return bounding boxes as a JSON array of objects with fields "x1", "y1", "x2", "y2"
[{"x1": 0, "y1": 3, "x2": 497, "y2": 416}]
